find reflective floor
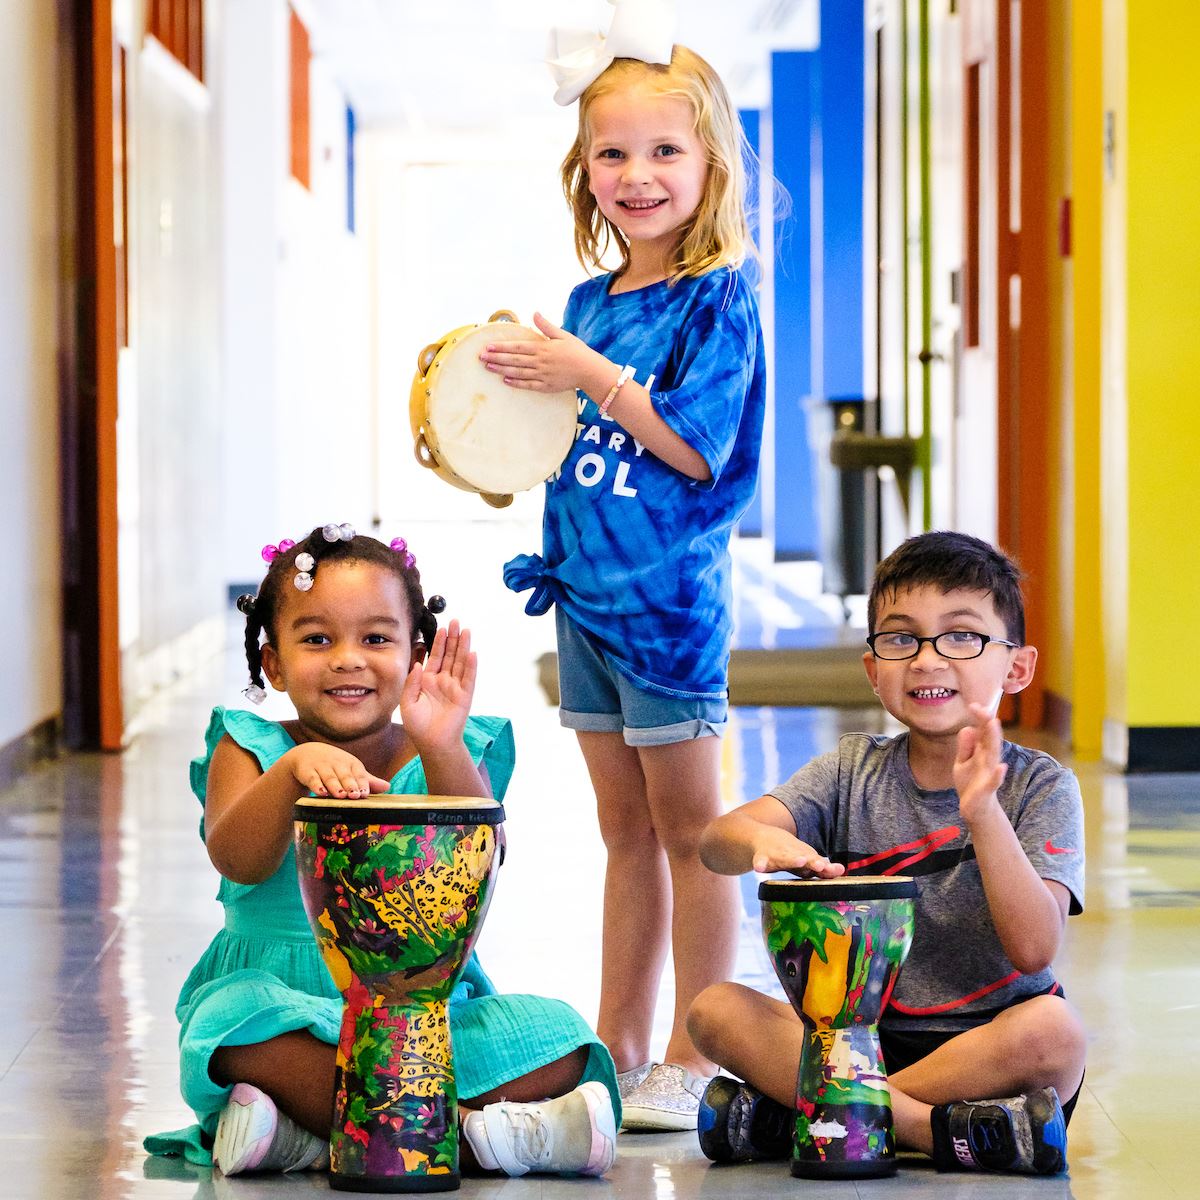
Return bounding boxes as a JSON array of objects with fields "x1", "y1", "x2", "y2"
[{"x1": 1, "y1": 523, "x2": 1196, "y2": 1199}]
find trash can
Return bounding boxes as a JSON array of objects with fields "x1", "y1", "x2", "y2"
[{"x1": 818, "y1": 396, "x2": 873, "y2": 597}]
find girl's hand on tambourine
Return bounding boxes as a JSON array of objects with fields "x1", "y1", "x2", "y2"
[
  {"x1": 286, "y1": 743, "x2": 390, "y2": 800},
  {"x1": 479, "y1": 312, "x2": 608, "y2": 395},
  {"x1": 400, "y1": 620, "x2": 476, "y2": 754}
]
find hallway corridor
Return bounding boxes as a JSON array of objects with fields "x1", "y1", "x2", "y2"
[{"x1": 0, "y1": 525, "x2": 1195, "y2": 1199}]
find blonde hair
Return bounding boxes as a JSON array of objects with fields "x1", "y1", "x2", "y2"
[{"x1": 561, "y1": 45, "x2": 757, "y2": 283}]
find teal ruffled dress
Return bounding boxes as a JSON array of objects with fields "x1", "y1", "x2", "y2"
[{"x1": 144, "y1": 707, "x2": 617, "y2": 1166}]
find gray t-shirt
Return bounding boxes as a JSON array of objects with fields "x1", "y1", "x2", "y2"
[{"x1": 769, "y1": 732, "x2": 1085, "y2": 1032}]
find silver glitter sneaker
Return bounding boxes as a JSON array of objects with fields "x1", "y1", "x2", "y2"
[
  {"x1": 617, "y1": 1061, "x2": 656, "y2": 1100},
  {"x1": 621, "y1": 1064, "x2": 710, "y2": 1132}
]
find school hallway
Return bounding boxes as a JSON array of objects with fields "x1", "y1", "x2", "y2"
[{"x1": 1, "y1": 522, "x2": 1194, "y2": 1200}]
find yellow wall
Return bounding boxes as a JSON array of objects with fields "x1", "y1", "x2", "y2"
[
  {"x1": 1119, "y1": 2, "x2": 1200, "y2": 727},
  {"x1": 1100, "y1": 0, "x2": 1129, "y2": 745}
]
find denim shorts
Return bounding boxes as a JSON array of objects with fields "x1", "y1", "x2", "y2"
[{"x1": 555, "y1": 609, "x2": 727, "y2": 746}]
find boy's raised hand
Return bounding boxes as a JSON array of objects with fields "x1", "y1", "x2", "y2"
[
  {"x1": 401, "y1": 620, "x2": 475, "y2": 753},
  {"x1": 953, "y1": 701, "x2": 1010, "y2": 823},
  {"x1": 287, "y1": 743, "x2": 389, "y2": 800},
  {"x1": 751, "y1": 826, "x2": 846, "y2": 878}
]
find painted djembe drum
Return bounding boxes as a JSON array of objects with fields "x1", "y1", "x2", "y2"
[
  {"x1": 294, "y1": 796, "x2": 505, "y2": 1193},
  {"x1": 759, "y1": 876, "x2": 917, "y2": 1178}
]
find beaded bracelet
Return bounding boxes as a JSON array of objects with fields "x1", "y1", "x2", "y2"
[{"x1": 598, "y1": 364, "x2": 636, "y2": 417}]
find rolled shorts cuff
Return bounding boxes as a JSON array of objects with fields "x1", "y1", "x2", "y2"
[
  {"x1": 559, "y1": 707, "x2": 726, "y2": 745},
  {"x1": 623, "y1": 717, "x2": 726, "y2": 746},
  {"x1": 559, "y1": 708, "x2": 625, "y2": 735}
]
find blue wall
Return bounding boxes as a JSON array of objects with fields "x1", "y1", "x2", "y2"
[{"x1": 770, "y1": 49, "x2": 820, "y2": 560}]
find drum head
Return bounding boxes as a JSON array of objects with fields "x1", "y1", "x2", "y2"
[
  {"x1": 758, "y1": 875, "x2": 917, "y2": 902},
  {"x1": 295, "y1": 795, "x2": 505, "y2": 827},
  {"x1": 424, "y1": 324, "x2": 576, "y2": 495}
]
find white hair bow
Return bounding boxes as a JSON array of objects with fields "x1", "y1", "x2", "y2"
[{"x1": 547, "y1": 0, "x2": 677, "y2": 106}]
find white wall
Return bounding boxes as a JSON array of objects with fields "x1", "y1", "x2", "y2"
[
  {"x1": 0, "y1": 4, "x2": 61, "y2": 747},
  {"x1": 360, "y1": 120, "x2": 582, "y2": 530},
  {"x1": 219, "y1": 3, "x2": 371, "y2": 592},
  {"x1": 218, "y1": 0, "x2": 287, "y2": 588}
]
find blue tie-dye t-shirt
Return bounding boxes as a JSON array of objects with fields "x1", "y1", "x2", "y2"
[{"x1": 504, "y1": 267, "x2": 766, "y2": 699}]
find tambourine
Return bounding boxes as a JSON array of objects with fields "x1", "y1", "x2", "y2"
[{"x1": 410, "y1": 310, "x2": 577, "y2": 508}]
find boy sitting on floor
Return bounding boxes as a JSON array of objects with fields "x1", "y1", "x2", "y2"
[{"x1": 687, "y1": 531, "x2": 1085, "y2": 1176}]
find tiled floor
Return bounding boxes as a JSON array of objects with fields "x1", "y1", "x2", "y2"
[{"x1": 1, "y1": 521, "x2": 1196, "y2": 1198}]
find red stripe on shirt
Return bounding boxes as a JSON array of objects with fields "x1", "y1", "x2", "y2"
[
  {"x1": 889, "y1": 969, "x2": 1022, "y2": 1016},
  {"x1": 847, "y1": 825, "x2": 961, "y2": 874}
]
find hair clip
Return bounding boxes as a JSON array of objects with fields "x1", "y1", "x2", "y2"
[
  {"x1": 294, "y1": 551, "x2": 315, "y2": 591},
  {"x1": 235, "y1": 593, "x2": 257, "y2": 616},
  {"x1": 323, "y1": 522, "x2": 355, "y2": 543},
  {"x1": 390, "y1": 536, "x2": 416, "y2": 569},
  {"x1": 261, "y1": 538, "x2": 296, "y2": 564},
  {"x1": 242, "y1": 683, "x2": 267, "y2": 705},
  {"x1": 427, "y1": 595, "x2": 446, "y2": 614}
]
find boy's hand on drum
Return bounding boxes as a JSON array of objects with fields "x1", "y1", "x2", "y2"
[
  {"x1": 287, "y1": 743, "x2": 390, "y2": 800},
  {"x1": 401, "y1": 620, "x2": 476, "y2": 753},
  {"x1": 480, "y1": 312, "x2": 610, "y2": 396},
  {"x1": 953, "y1": 701, "x2": 1009, "y2": 825},
  {"x1": 751, "y1": 828, "x2": 846, "y2": 878}
]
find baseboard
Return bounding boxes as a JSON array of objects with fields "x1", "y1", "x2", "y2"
[
  {"x1": 0, "y1": 717, "x2": 60, "y2": 791},
  {"x1": 1126, "y1": 726, "x2": 1200, "y2": 773}
]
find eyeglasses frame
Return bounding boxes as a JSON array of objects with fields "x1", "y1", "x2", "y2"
[{"x1": 865, "y1": 631, "x2": 1020, "y2": 661}]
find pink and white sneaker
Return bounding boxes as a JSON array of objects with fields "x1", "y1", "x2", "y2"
[{"x1": 212, "y1": 1082, "x2": 328, "y2": 1176}]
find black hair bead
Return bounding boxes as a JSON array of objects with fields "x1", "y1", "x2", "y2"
[
  {"x1": 236, "y1": 594, "x2": 257, "y2": 615},
  {"x1": 426, "y1": 595, "x2": 447, "y2": 614}
]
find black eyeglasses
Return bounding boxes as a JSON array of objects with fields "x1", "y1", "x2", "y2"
[{"x1": 866, "y1": 631, "x2": 1019, "y2": 660}]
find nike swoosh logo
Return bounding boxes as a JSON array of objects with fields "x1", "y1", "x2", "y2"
[{"x1": 1044, "y1": 839, "x2": 1075, "y2": 855}]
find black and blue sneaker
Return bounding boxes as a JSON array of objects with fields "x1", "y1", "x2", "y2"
[
  {"x1": 697, "y1": 1075, "x2": 793, "y2": 1164},
  {"x1": 931, "y1": 1087, "x2": 1067, "y2": 1175}
]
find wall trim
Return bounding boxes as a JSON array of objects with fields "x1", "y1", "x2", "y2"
[
  {"x1": 1103, "y1": 717, "x2": 1128, "y2": 769},
  {"x1": 0, "y1": 718, "x2": 60, "y2": 792},
  {"x1": 1042, "y1": 689, "x2": 1073, "y2": 741}
]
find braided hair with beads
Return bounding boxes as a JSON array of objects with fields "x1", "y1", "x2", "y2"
[{"x1": 234, "y1": 526, "x2": 446, "y2": 702}]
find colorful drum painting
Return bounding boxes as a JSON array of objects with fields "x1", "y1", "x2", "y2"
[
  {"x1": 294, "y1": 796, "x2": 505, "y2": 1193},
  {"x1": 759, "y1": 875, "x2": 917, "y2": 1179}
]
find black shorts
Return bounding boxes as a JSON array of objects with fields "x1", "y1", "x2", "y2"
[{"x1": 880, "y1": 994, "x2": 1082, "y2": 1125}]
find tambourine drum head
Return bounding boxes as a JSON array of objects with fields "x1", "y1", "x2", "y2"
[{"x1": 427, "y1": 325, "x2": 576, "y2": 495}]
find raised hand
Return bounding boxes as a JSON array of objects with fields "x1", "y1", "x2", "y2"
[
  {"x1": 400, "y1": 619, "x2": 476, "y2": 755},
  {"x1": 953, "y1": 701, "x2": 1010, "y2": 824},
  {"x1": 285, "y1": 743, "x2": 390, "y2": 800},
  {"x1": 479, "y1": 312, "x2": 609, "y2": 394}
]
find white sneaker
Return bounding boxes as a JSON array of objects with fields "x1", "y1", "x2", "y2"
[
  {"x1": 621, "y1": 1064, "x2": 710, "y2": 1132},
  {"x1": 462, "y1": 1081, "x2": 617, "y2": 1177},
  {"x1": 212, "y1": 1083, "x2": 329, "y2": 1176}
]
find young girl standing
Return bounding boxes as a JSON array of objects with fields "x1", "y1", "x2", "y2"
[
  {"x1": 143, "y1": 526, "x2": 618, "y2": 1179},
  {"x1": 483, "y1": 37, "x2": 766, "y2": 1131}
]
